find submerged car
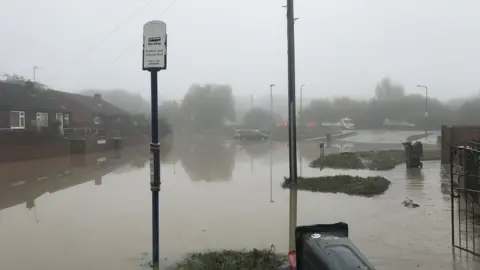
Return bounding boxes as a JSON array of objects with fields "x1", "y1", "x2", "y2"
[{"x1": 233, "y1": 129, "x2": 269, "y2": 141}]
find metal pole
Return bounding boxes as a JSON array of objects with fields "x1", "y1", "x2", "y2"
[
  {"x1": 269, "y1": 84, "x2": 275, "y2": 203},
  {"x1": 300, "y1": 84, "x2": 305, "y2": 114},
  {"x1": 270, "y1": 84, "x2": 275, "y2": 118},
  {"x1": 150, "y1": 70, "x2": 161, "y2": 267},
  {"x1": 33, "y1": 66, "x2": 37, "y2": 83},
  {"x1": 270, "y1": 140, "x2": 274, "y2": 203},
  {"x1": 416, "y1": 85, "x2": 428, "y2": 140},
  {"x1": 425, "y1": 86, "x2": 428, "y2": 140},
  {"x1": 286, "y1": 0, "x2": 298, "y2": 251}
]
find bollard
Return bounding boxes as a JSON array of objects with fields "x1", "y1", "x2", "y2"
[
  {"x1": 326, "y1": 134, "x2": 332, "y2": 148},
  {"x1": 326, "y1": 133, "x2": 332, "y2": 143},
  {"x1": 319, "y1": 143, "x2": 325, "y2": 160},
  {"x1": 95, "y1": 177, "x2": 102, "y2": 186}
]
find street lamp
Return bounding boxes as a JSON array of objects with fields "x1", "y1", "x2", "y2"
[
  {"x1": 33, "y1": 66, "x2": 45, "y2": 84},
  {"x1": 269, "y1": 83, "x2": 276, "y2": 204},
  {"x1": 416, "y1": 84, "x2": 428, "y2": 140},
  {"x1": 269, "y1": 84, "x2": 275, "y2": 118},
  {"x1": 300, "y1": 84, "x2": 306, "y2": 113}
]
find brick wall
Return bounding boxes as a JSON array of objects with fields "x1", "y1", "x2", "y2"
[{"x1": 441, "y1": 125, "x2": 480, "y2": 164}]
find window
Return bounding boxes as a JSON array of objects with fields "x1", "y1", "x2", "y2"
[
  {"x1": 36, "y1": 112, "x2": 49, "y2": 127},
  {"x1": 10, "y1": 111, "x2": 25, "y2": 129},
  {"x1": 64, "y1": 114, "x2": 70, "y2": 125},
  {"x1": 93, "y1": 116, "x2": 101, "y2": 125}
]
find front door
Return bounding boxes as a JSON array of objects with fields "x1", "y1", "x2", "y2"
[{"x1": 56, "y1": 113, "x2": 64, "y2": 134}]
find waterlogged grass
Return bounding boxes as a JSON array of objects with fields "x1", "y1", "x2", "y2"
[
  {"x1": 358, "y1": 150, "x2": 405, "y2": 171},
  {"x1": 282, "y1": 175, "x2": 391, "y2": 197},
  {"x1": 310, "y1": 152, "x2": 365, "y2": 169},
  {"x1": 168, "y1": 249, "x2": 287, "y2": 270},
  {"x1": 310, "y1": 149, "x2": 441, "y2": 171}
]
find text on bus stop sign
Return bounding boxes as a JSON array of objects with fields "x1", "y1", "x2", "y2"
[{"x1": 143, "y1": 20, "x2": 167, "y2": 70}]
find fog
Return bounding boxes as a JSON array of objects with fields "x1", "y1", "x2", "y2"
[{"x1": 2, "y1": 0, "x2": 480, "y2": 101}]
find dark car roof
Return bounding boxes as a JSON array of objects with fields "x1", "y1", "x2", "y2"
[
  {"x1": 0, "y1": 82, "x2": 70, "y2": 112},
  {"x1": 47, "y1": 90, "x2": 129, "y2": 116}
]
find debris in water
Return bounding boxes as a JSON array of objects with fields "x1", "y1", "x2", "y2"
[{"x1": 402, "y1": 198, "x2": 420, "y2": 208}]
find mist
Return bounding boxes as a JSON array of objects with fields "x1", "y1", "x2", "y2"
[{"x1": 2, "y1": 0, "x2": 480, "y2": 102}]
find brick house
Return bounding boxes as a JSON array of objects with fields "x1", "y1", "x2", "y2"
[
  {"x1": 46, "y1": 90, "x2": 130, "y2": 130},
  {"x1": 0, "y1": 82, "x2": 72, "y2": 133}
]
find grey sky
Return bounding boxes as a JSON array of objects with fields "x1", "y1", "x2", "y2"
[{"x1": 1, "y1": 0, "x2": 480, "y2": 101}]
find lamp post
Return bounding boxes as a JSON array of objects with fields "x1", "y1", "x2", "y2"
[
  {"x1": 270, "y1": 84, "x2": 275, "y2": 118},
  {"x1": 300, "y1": 84, "x2": 306, "y2": 114},
  {"x1": 269, "y1": 84, "x2": 275, "y2": 204},
  {"x1": 416, "y1": 85, "x2": 428, "y2": 140},
  {"x1": 33, "y1": 66, "x2": 44, "y2": 84}
]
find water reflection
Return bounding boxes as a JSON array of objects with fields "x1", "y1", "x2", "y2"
[
  {"x1": 269, "y1": 140, "x2": 274, "y2": 203},
  {"x1": 241, "y1": 141, "x2": 272, "y2": 159},
  {"x1": 0, "y1": 147, "x2": 149, "y2": 213},
  {"x1": 180, "y1": 138, "x2": 236, "y2": 181},
  {"x1": 406, "y1": 168, "x2": 425, "y2": 181},
  {"x1": 1, "y1": 136, "x2": 479, "y2": 270}
]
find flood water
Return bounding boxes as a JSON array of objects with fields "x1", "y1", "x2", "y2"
[{"x1": 0, "y1": 131, "x2": 479, "y2": 270}]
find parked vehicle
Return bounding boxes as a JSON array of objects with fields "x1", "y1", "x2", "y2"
[
  {"x1": 233, "y1": 129, "x2": 269, "y2": 141},
  {"x1": 320, "y1": 117, "x2": 355, "y2": 130}
]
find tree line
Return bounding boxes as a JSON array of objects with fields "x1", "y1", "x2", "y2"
[
  {"x1": 6, "y1": 73, "x2": 480, "y2": 131},
  {"x1": 298, "y1": 77, "x2": 480, "y2": 129},
  {"x1": 156, "y1": 78, "x2": 480, "y2": 131},
  {"x1": 239, "y1": 77, "x2": 480, "y2": 130}
]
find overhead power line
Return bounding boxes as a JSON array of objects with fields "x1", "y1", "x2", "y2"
[
  {"x1": 104, "y1": 0, "x2": 180, "y2": 69},
  {"x1": 48, "y1": 0, "x2": 157, "y2": 81}
]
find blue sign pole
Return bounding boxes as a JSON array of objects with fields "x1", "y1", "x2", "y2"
[{"x1": 143, "y1": 20, "x2": 167, "y2": 268}]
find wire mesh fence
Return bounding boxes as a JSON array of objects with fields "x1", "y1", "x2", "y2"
[{"x1": 450, "y1": 145, "x2": 480, "y2": 256}]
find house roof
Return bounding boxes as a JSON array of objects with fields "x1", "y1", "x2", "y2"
[
  {"x1": 47, "y1": 90, "x2": 130, "y2": 117},
  {"x1": 0, "y1": 82, "x2": 70, "y2": 112}
]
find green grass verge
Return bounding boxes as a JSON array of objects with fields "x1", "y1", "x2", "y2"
[
  {"x1": 282, "y1": 175, "x2": 391, "y2": 197},
  {"x1": 168, "y1": 249, "x2": 287, "y2": 270}
]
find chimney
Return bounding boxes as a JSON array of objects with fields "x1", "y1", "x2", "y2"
[
  {"x1": 93, "y1": 93, "x2": 102, "y2": 100},
  {"x1": 25, "y1": 80, "x2": 34, "y2": 90}
]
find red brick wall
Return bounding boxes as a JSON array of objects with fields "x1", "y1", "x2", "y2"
[
  {"x1": 441, "y1": 125, "x2": 480, "y2": 164},
  {"x1": 0, "y1": 141, "x2": 70, "y2": 163},
  {"x1": 52, "y1": 97, "x2": 95, "y2": 127},
  {"x1": 0, "y1": 109, "x2": 71, "y2": 131}
]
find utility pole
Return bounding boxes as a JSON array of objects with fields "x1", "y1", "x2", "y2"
[
  {"x1": 300, "y1": 84, "x2": 306, "y2": 114},
  {"x1": 286, "y1": 0, "x2": 298, "y2": 251},
  {"x1": 33, "y1": 66, "x2": 43, "y2": 84},
  {"x1": 416, "y1": 85, "x2": 428, "y2": 140},
  {"x1": 269, "y1": 84, "x2": 275, "y2": 204},
  {"x1": 251, "y1": 94, "x2": 254, "y2": 110},
  {"x1": 269, "y1": 84, "x2": 275, "y2": 118}
]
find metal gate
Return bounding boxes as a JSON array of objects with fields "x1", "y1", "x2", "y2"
[{"x1": 450, "y1": 145, "x2": 480, "y2": 256}]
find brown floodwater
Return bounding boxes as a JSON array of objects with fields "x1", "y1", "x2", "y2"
[{"x1": 0, "y1": 136, "x2": 479, "y2": 270}]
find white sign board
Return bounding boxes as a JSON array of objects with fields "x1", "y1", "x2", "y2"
[{"x1": 143, "y1": 21, "x2": 167, "y2": 70}]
